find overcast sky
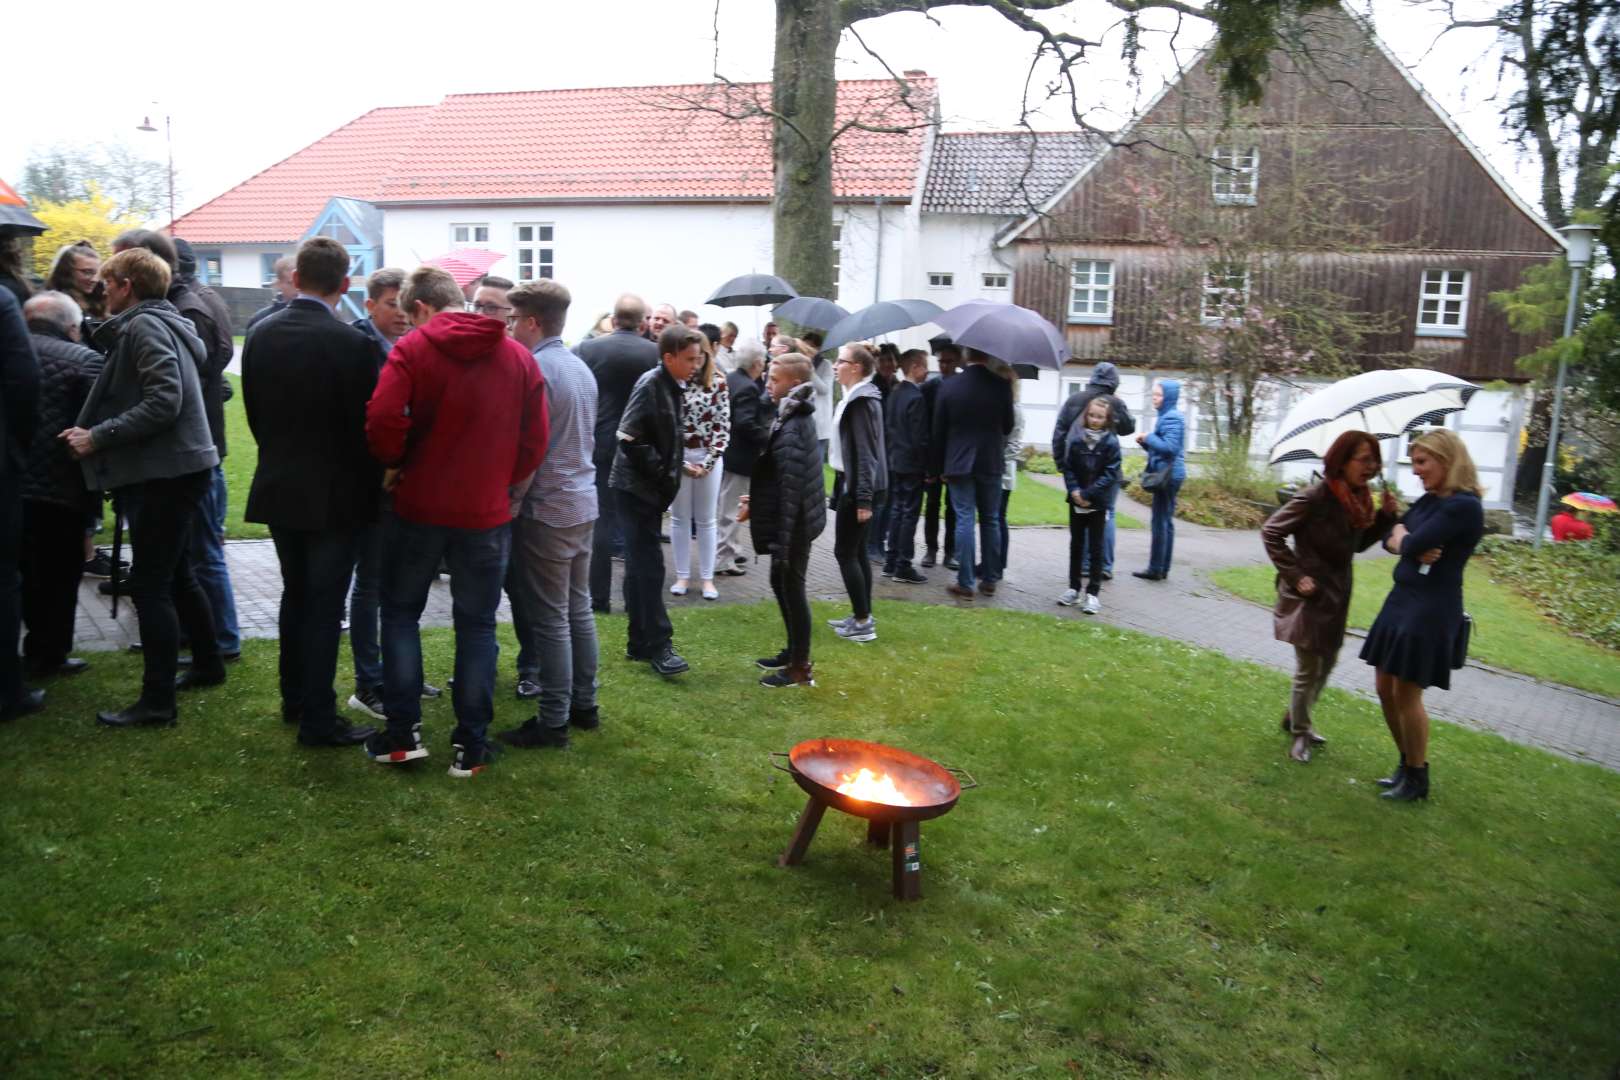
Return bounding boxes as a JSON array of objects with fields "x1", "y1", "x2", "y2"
[{"x1": 2, "y1": 0, "x2": 1538, "y2": 221}]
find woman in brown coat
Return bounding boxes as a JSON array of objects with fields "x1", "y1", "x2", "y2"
[{"x1": 1261, "y1": 431, "x2": 1397, "y2": 762}]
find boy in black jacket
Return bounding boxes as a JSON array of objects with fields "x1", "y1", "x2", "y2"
[{"x1": 741, "y1": 355, "x2": 826, "y2": 688}]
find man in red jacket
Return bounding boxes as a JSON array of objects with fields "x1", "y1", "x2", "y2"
[{"x1": 364, "y1": 266, "x2": 548, "y2": 778}]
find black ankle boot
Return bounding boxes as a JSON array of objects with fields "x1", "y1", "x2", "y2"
[
  {"x1": 1380, "y1": 763, "x2": 1429, "y2": 802},
  {"x1": 1376, "y1": 755, "x2": 1407, "y2": 788},
  {"x1": 97, "y1": 700, "x2": 178, "y2": 727}
]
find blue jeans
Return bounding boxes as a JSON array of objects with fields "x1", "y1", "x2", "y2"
[
  {"x1": 1079, "y1": 509, "x2": 1117, "y2": 576},
  {"x1": 380, "y1": 515, "x2": 511, "y2": 752},
  {"x1": 1148, "y1": 478, "x2": 1183, "y2": 575},
  {"x1": 946, "y1": 475, "x2": 1003, "y2": 590},
  {"x1": 349, "y1": 519, "x2": 384, "y2": 691},
  {"x1": 187, "y1": 465, "x2": 240, "y2": 653}
]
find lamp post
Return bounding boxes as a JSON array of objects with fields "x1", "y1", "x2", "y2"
[
  {"x1": 136, "y1": 112, "x2": 175, "y2": 235},
  {"x1": 1531, "y1": 221, "x2": 1601, "y2": 548}
]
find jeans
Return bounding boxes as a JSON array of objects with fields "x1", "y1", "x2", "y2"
[
  {"x1": 124, "y1": 470, "x2": 220, "y2": 709},
  {"x1": 946, "y1": 474, "x2": 1003, "y2": 590},
  {"x1": 588, "y1": 453, "x2": 621, "y2": 613},
  {"x1": 670, "y1": 450, "x2": 721, "y2": 581},
  {"x1": 618, "y1": 490, "x2": 674, "y2": 659},
  {"x1": 1289, "y1": 646, "x2": 1337, "y2": 734},
  {"x1": 380, "y1": 515, "x2": 511, "y2": 752},
  {"x1": 270, "y1": 525, "x2": 360, "y2": 733},
  {"x1": 923, "y1": 477, "x2": 955, "y2": 557},
  {"x1": 505, "y1": 518, "x2": 541, "y2": 680},
  {"x1": 883, "y1": 473, "x2": 924, "y2": 569},
  {"x1": 714, "y1": 469, "x2": 750, "y2": 569},
  {"x1": 20, "y1": 500, "x2": 86, "y2": 669},
  {"x1": 349, "y1": 519, "x2": 384, "y2": 691},
  {"x1": 1148, "y1": 477, "x2": 1183, "y2": 575},
  {"x1": 1068, "y1": 506, "x2": 1108, "y2": 596},
  {"x1": 515, "y1": 517, "x2": 599, "y2": 729},
  {"x1": 770, "y1": 541, "x2": 812, "y2": 665},
  {"x1": 186, "y1": 465, "x2": 240, "y2": 653},
  {"x1": 833, "y1": 497, "x2": 875, "y2": 620},
  {"x1": 1078, "y1": 509, "x2": 1117, "y2": 577}
]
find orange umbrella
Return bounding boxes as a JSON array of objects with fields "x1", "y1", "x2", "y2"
[{"x1": 0, "y1": 177, "x2": 47, "y2": 236}]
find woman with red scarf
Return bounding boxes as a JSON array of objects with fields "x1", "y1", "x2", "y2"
[{"x1": 1261, "y1": 432, "x2": 1398, "y2": 762}]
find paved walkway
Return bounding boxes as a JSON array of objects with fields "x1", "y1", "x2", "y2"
[{"x1": 72, "y1": 491, "x2": 1620, "y2": 771}]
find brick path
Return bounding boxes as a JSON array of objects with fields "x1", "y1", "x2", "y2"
[{"x1": 72, "y1": 488, "x2": 1620, "y2": 771}]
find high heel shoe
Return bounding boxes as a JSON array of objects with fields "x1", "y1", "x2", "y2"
[
  {"x1": 1376, "y1": 755, "x2": 1407, "y2": 788},
  {"x1": 1380, "y1": 763, "x2": 1429, "y2": 801}
]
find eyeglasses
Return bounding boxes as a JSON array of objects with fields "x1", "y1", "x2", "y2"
[{"x1": 468, "y1": 302, "x2": 514, "y2": 317}]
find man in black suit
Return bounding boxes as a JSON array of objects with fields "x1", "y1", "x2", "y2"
[
  {"x1": 576, "y1": 293, "x2": 657, "y2": 613},
  {"x1": 930, "y1": 347, "x2": 1015, "y2": 600},
  {"x1": 920, "y1": 336, "x2": 960, "y2": 568},
  {"x1": 882, "y1": 348, "x2": 930, "y2": 585},
  {"x1": 241, "y1": 237, "x2": 380, "y2": 747}
]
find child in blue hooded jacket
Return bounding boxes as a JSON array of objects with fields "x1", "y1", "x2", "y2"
[
  {"x1": 1133, "y1": 378, "x2": 1186, "y2": 580},
  {"x1": 1059, "y1": 395, "x2": 1121, "y2": 613}
]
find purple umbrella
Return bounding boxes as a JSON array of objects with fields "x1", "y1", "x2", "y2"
[{"x1": 930, "y1": 301, "x2": 1069, "y2": 370}]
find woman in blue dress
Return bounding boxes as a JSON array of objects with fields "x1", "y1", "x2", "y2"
[{"x1": 1359, "y1": 429, "x2": 1486, "y2": 802}]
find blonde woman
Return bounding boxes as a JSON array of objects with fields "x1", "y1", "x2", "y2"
[
  {"x1": 669, "y1": 336, "x2": 731, "y2": 600},
  {"x1": 1359, "y1": 429, "x2": 1486, "y2": 802}
]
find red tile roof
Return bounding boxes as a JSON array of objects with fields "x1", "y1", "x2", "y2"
[{"x1": 173, "y1": 78, "x2": 936, "y2": 244}]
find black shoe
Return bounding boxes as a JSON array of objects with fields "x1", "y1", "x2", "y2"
[
  {"x1": 448, "y1": 741, "x2": 497, "y2": 778},
  {"x1": 26, "y1": 657, "x2": 90, "y2": 679},
  {"x1": 1376, "y1": 757, "x2": 1407, "y2": 788},
  {"x1": 894, "y1": 566, "x2": 927, "y2": 584},
  {"x1": 920, "y1": 551, "x2": 937, "y2": 568},
  {"x1": 943, "y1": 556, "x2": 960, "y2": 570},
  {"x1": 1381, "y1": 764, "x2": 1429, "y2": 802},
  {"x1": 83, "y1": 550, "x2": 126, "y2": 578},
  {"x1": 516, "y1": 678, "x2": 542, "y2": 700},
  {"x1": 756, "y1": 650, "x2": 790, "y2": 671},
  {"x1": 592, "y1": 603, "x2": 611, "y2": 614},
  {"x1": 298, "y1": 720, "x2": 377, "y2": 747},
  {"x1": 735, "y1": 555, "x2": 748, "y2": 566},
  {"x1": 98, "y1": 579, "x2": 125, "y2": 597},
  {"x1": 365, "y1": 726, "x2": 428, "y2": 764},
  {"x1": 881, "y1": 563, "x2": 897, "y2": 578},
  {"x1": 496, "y1": 719, "x2": 570, "y2": 749},
  {"x1": 761, "y1": 663, "x2": 815, "y2": 688},
  {"x1": 347, "y1": 688, "x2": 387, "y2": 721},
  {"x1": 569, "y1": 706, "x2": 600, "y2": 731},
  {"x1": 1101, "y1": 570, "x2": 1114, "y2": 581},
  {"x1": 649, "y1": 648, "x2": 689, "y2": 677},
  {"x1": 1, "y1": 687, "x2": 46, "y2": 722},
  {"x1": 1131, "y1": 570, "x2": 1165, "y2": 581},
  {"x1": 717, "y1": 566, "x2": 747, "y2": 577},
  {"x1": 97, "y1": 701, "x2": 176, "y2": 727},
  {"x1": 421, "y1": 681, "x2": 443, "y2": 698},
  {"x1": 175, "y1": 666, "x2": 227, "y2": 692}
]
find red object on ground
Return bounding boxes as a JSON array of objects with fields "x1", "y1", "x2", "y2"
[{"x1": 1550, "y1": 512, "x2": 1594, "y2": 543}]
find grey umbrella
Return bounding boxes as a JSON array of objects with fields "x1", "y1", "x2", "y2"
[
  {"x1": 929, "y1": 301, "x2": 1069, "y2": 370},
  {"x1": 821, "y1": 299, "x2": 945, "y2": 353},
  {"x1": 706, "y1": 273, "x2": 798, "y2": 308},
  {"x1": 773, "y1": 296, "x2": 848, "y2": 331}
]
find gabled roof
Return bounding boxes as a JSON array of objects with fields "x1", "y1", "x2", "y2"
[
  {"x1": 171, "y1": 78, "x2": 936, "y2": 244},
  {"x1": 921, "y1": 131, "x2": 1104, "y2": 215}
]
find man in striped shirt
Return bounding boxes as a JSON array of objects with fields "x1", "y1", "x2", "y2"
[{"x1": 497, "y1": 280, "x2": 600, "y2": 749}]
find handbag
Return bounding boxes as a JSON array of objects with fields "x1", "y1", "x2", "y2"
[
  {"x1": 1451, "y1": 612, "x2": 1473, "y2": 669},
  {"x1": 1139, "y1": 466, "x2": 1169, "y2": 493}
]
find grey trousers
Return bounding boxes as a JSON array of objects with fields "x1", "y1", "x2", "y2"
[
  {"x1": 1289, "y1": 646, "x2": 1337, "y2": 734},
  {"x1": 515, "y1": 517, "x2": 600, "y2": 729},
  {"x1": 714, "y1": 470, "x2": 751, "y2": 569}
]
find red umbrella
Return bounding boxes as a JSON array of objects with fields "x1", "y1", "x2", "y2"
[
  {"x1": 0, "y1": 176, "x2": 47, "y2": 236},
  {"x1": 425, "y1": 248, "x2": 506, "y2": 286}
]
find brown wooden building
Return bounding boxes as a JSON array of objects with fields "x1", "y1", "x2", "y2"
[{"x1": 997, "y1": 4, "x2": 1564, "y2": 384}]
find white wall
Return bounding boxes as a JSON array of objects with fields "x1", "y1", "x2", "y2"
[{"x1": 219, "y1": 245, "x2": 294, "y2": 288}]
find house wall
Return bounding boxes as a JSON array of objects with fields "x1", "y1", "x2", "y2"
[{"x1": 218, "y1": 246, "x2": 295, "y2": 289}]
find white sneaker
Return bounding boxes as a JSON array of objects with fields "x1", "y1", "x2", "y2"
[
  {"x1": 1057, "y1": 588, "x2": 1081, "y2": 607},
  {"x1": 836, "y1": 617, "x2": 877, "y2": 643},
  {"x1": 1082, "y1": 594, "x2": 1101, "y2": 615},
  {"x1": 826, "y1": 613, "x2": 855, "y2": 630}
]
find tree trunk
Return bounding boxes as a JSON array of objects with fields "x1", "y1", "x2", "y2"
[{"x1": 772, "y1": 0, "x2": 840, "y2": 299}]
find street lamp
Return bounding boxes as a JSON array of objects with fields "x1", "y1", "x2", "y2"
[
  {"x1": 136, "y1": 112, "x2": 175, "y2": 235},
  {"x1": 1531, "y1": 221, "x2": 1601, "y2": 548}
]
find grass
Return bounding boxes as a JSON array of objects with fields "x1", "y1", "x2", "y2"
[
  {"x1": 1211, "y1": 558, "x2": 1620, "y2": 699},
  {"x1": 4, "y1": 602, "x2": 1618, "y2": 1078},
  {"x1": 823, "y1": 465, "x2": 1143, "y2": 529},
  {"x1": 1477, "y1": 535, "x2": 1620, "y2": 651}
]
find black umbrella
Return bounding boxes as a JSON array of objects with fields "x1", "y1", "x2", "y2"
[
  {"x1": 930, "y1": 301, "x2": 1069, "y2": 370},
  {"x1": 773, "y1": 296, "x2": 848, "y2": 331},
  {"x1": 706, "y1": 273, "x2": 798, "y2": 308},
  {"x1": 822, "y1": 299, "x2": 945, "y2": 353},
  {"x1": 0, "y1": 178, "x2": 46, "y2": 236}
]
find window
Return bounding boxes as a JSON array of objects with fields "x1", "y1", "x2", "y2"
[
  {"x1": 259, "y1": 253, "x2": 284, "y2": 287},
  {"x1": 450, "y1": 223, "x2": 490, "y2": 247},
  {"x1": 318, "y1": 219, "x2": 359, "y2": 245},
  {"x1": 927, "y1": 272, "x2": 954, "y2": 289},
  {"x1": 1201, "y1": 261, "x2": 1250, "y2": 325},
  {"x1": 196, "y1": 250, "x2": 222, "y2": 286},
  {"x1": 1212, "y1": 145, "x2": 1258, "y2": 206},
  {"x1": 1416, "y1": 269, "x2": 1470, "y2": 336},
  {"x1": 832, "y1": 221, "x2": 842, "y2": 294},
  {"x1": 1193, "y1": 398, "x2": 1232, "y2": 452},
  {"x1": 982, "y1": 272, "x2": 1009, "y2": 290},
  {"x1": 1068, "y1": 260, "x2": 1113, "y2": 323},
  {"x1": 514, "y1": 223, "x2": 554, "y2": 281}
]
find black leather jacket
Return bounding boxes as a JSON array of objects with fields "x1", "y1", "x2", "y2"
[{"x1": 609, "y1": 363, "x2": 684, "y2": 507}]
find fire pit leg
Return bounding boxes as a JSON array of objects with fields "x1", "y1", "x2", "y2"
[
  {"x1": 866, "y1": 819, "x2": 890, "y2": 848},
  {"x1": 891, "y1": 820, "x2": 922, "y2": 901},
  {"x1": 778, "y1": 796, "x2": 828, "y2": 867}
]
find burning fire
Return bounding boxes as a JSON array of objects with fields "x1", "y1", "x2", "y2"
[{"x1": 836, "y1": 767, "x2": 914, "y2": 806}]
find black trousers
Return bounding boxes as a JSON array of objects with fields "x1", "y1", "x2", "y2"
[
  {"x1": 618, "y1": 490, "x2": 673, "y2": 658},
  {"x1": 588, "y1": 452, "x2": 621, "y2": 613},
  {"x1": 125, "y1": 470, "x2": 220, "y2": 709},
  {"x1": 833, "y1": 501, "x2": 874, "y2": 620},
  {"x1": 271, "y1": 525, "x2": 361, "y2": 733},
  {"x1": 770, "y1": 541, "x2": 812, "y2": 665},
  {"x1": 0, "y1": 472, "x2": 21, "y2": 707},
  {"x1": 884, "y1": 472, "x2": 924, "y2": 569},
  {"x1": 1068, "y1": 507, "x2": 1107, "y2": 596},
  {"x1": 923, "y1": 477, "x2": 955, "y2": 557},
  {"x1": 20, "y1": 500, "x2": 86, "y2": 669}
]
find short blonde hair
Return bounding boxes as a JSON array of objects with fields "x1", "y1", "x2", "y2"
[
  {"x1": 1409, "y1": 429, "x2": 1484, "y2": 497},
  {"x1": 401, "y1": 265, "x2": 464, "y2": 314},
  {"x1": 99, "y1": 247, "x2": 171, "y2": 301}
]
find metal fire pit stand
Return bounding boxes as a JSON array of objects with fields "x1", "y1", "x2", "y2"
[{"x1": 777, "y1": 796, "x2": 925, "y2": 900}]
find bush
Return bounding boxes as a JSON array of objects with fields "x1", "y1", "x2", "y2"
[
  {"x1": 1022, "y1": 448, "x2": 1059, "y2": 475},
  {"x1": 1125, "y1": 445, "x2": 1278, "y2": 530},
  {"x1": 1478, "y1": 534, "x2": 1620, "y2": 651}
]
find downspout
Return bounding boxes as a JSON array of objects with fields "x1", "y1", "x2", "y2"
[{"x1": 872, "y1": 196, "x2": 885, "y2": 305}]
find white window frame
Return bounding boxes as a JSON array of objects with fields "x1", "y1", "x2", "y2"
[
  {"x1": 1067, "y1": 259, "x2": 1114, "y2": 324},
  {"x1": 513, "y1": 222, "x2": 555, "y2": 282},
  {"x1": 927, "y1": 271, "x2": 954, "y2": 289},
  {"x1": 1212, "y1": 145, "x2": 1259, "y2": 206},
  {"x1": 1193, "y1": 397, "x2": 1232, "y2": 452},
  {"x1": 1415, "y1": 269, "x2": 1470, "y2": 338},
  {"x1": 1201, "y1": 261, "x2": 1250, "y2": 326},
  {"x1": 982, "y1": 272, "x2": 1009, "y2": 290},
  {"x1": 831, "y1": 221, "x2": 842, "y2": 295},
  {"x1": 450, "y1": 222, "x2": 490, "y2": 247}
]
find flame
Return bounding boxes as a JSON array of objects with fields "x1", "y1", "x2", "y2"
[{"x1": 835, "y1": 767, "x2": 914, "y2": 806}]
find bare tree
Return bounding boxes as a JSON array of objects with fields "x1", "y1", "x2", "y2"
[{"x1": 19, "y1": 141, "x2": 173, "y2": 221}]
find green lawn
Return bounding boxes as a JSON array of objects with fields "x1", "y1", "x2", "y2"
[
  {"x1": 822, "y1": 465, "x2": 1143, "y2": 529},
  {"x1": 4, "y1": 603, "x2": 1618, "y2": 1077},
  {"x1": 1212, "y1": 558, "x2": 1620, "y2": 699},
  {"x1": 221, "y1": 374, "x2": 266, "y2": 540}
]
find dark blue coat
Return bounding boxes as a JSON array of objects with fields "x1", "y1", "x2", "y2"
[
  {"x1": 929, "y1": 363, "x2": 1014, "y2": 480},
  {"x1": 1060, "y1": 426, "x2": 1122, "y2": 511},
  {"x1": 884, "y1": 378, "x2": 928, "y2": 475}
]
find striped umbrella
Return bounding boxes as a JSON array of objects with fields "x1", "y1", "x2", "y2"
[
  {"x1": 1561, "y1": 492, "x2": 1617, "y2": 514},
  {"x1": 425, "y1": 248, "x2": 506, "y2": 287},
  {"x1": 1268, "y1": 368, "x2": 1480, "y2": 464}
]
